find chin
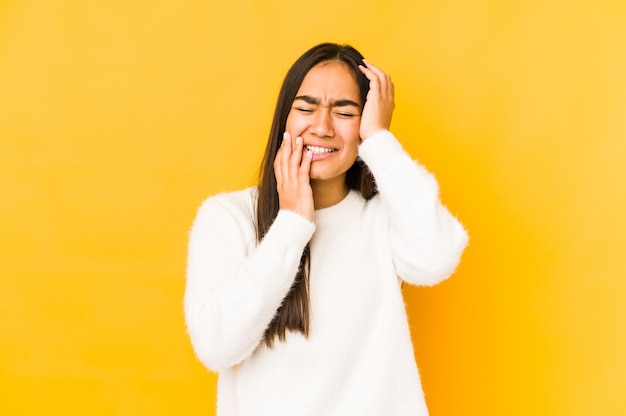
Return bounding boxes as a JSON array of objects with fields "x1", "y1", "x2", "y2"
[{"x1": 309, "y1": 170, "x2": 346, "y2": 184}]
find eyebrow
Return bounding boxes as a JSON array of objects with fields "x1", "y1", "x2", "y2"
[{"x1": 294, "y1": 95, "x2": 361, "y2": 108}]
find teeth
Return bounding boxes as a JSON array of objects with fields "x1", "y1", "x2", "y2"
[{"x1": 306, "y1": 145, "x2": 335, "y2": 154}]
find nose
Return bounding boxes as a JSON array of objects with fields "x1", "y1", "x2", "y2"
[{"x1": 309, "y1": 108, "x2": 334, "y2": 138}]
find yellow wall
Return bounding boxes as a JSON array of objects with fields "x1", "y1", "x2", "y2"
[{"x1": 1, "y1": 1, "x2": 625, "y2": 414}]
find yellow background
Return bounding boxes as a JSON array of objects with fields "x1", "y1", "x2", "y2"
[{"x1": 1, "y1": 0, "x2": 625, "y2": 414}]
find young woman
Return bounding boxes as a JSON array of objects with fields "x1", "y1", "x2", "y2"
[{"x1": 185, "y1": 43, "x2": 468, "y2": 416}]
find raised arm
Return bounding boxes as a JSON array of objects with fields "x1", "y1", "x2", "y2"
[{"x1": 358, "y1": 60, "x2": 468, "y2": 285}]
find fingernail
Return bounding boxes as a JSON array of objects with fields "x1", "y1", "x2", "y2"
[
  {"x1": 283, "y1": 132, "x2": 289, "y2": 140},
  {"x1": 296, "y1": 136, "x2": 302, "y2": 145}
]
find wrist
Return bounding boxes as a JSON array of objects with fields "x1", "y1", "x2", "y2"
[{"x1": 361, "y1": 128, "x2": 388, "y2": 141}]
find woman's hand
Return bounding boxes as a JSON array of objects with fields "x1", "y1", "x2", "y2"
[
  {"x1": 274, "y1": 132, "x2": 314, "y2": 222},
  {"x1": 358, "y1": 59, "x2": 395, "y2": 140}
]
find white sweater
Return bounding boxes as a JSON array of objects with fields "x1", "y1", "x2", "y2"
[{"x1": 185, "y1": 130, "x2": 468, "y2": 416}]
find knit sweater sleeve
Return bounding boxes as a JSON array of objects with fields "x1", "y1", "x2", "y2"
[
  {"x1": 358, "y1": 130, "x2": 469, "y2": 286},
  {"x1": 184, "y1": 190, "x2": 315, "y2": 371}
]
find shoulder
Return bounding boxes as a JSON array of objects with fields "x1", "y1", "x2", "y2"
[
  {"x1": 193, "y1": 187, "x2": 257, "y2": 230},
  {"x1": 198, "y1": 187, "x2": 256, "y2": 213}
]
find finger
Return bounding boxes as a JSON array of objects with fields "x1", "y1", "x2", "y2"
[
  {"x1": 289, "y1": 135, "x2": 304, "y2": 178},
  {"x1": 275, "y1": 132, "x2": 290, "y2": 186},
  {"x1": 281, "y1": 131, "x2": 290, "y2": 148},
  {"x1": 362, "y1": 59, "x2": 384, "y2": 75},
  {"x1": 281, "y1": 132, "x2": 293, "y2": 179},
  {"x1": 362, "y1": 60, "x2": 392, "y2": 98},
  {"x1": 361, "y1": 59, "x2": 386, "y2": 84},
  {"x1": 299, "y1": 147, "x2": 312, "y2": 182},
  {"x1": 359, "y1": 70, "x2": 385, "y2": 107},
  {"x1": 359, "y1": 63, "x2": 381, "y2": 92}
]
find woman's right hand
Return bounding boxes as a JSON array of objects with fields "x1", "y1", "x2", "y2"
[{"x1": 274, "y1": 132, "x2": 314, "y2": 222}]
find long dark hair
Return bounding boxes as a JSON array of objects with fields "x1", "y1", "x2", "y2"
[{"x1": 256, "y1": 43, "x2": 378, "y2": 347}]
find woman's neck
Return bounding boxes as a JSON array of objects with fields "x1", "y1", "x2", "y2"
[{"x1": 311, "y1": 177, "x2": 349, "y2": 210}]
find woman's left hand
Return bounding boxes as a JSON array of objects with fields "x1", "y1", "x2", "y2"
[{"x1": 358, "y1": 59, "x2": 395, "y2": 140}]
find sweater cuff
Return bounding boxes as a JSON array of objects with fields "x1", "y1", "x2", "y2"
[
  {"x1": 358, "y1": 130, "x2": 404, "y2": 169},
  {"x1": 268, "y1": 209, "x2": 316, "y2": 247}
]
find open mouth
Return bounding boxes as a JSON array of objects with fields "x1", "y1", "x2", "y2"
[{"x1": 306, "y1": 145, "x2": 337, "y2": 154}]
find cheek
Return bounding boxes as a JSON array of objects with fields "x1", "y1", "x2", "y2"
[
  {"x1": 340, "y1": 117, "x2": 361, "y2": 135},
  {"x1": 285, "y1": 111, "x2": 307, "y2": 135},
  {"x1": 345, "y1": 145, "x2": 359, "y2": 162},
  {"x1": 338, "y1": 124, "x2": 362, "y2": 150}
]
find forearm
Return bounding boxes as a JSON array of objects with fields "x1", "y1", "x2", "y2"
[
  {"x1": 185, "y1": 201, "x2": 315, "y2": 371},
  {"x1": 359, "y1": 130, "x2": 469, "y2": 285}
]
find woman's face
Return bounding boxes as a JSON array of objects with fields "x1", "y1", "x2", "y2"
[{"x1": 285, "y1": 61, "x2": 362, "y2": 184}]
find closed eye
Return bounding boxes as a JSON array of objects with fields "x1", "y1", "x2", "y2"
[
  {"x1": 335, "y1": 112, "x2": 358, "y2": 118},
  {"x1": 295, "y1": 107, "x2": 314, "y2": 113}
]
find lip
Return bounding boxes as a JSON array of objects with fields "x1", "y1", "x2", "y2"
[
  {"x1": 304, "y1": 144, "x2": 338, "y2": 161},
  {"x1": 309, "y1": 151, "x2": 334, "y2": 161}
]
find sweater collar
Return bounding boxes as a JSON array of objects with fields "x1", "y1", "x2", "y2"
[{"x1": 313, "y1": 190, "x2": 364, "y2": 225}]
